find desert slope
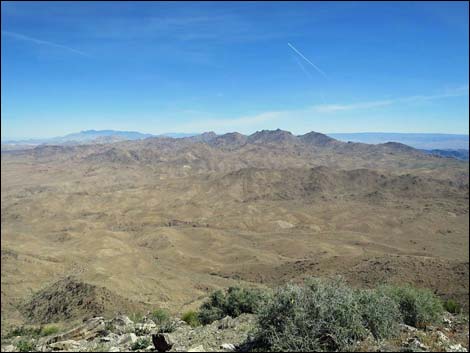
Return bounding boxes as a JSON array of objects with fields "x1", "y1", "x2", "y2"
[{"x1": 1, "y1": 130, "x2": 468, "y2": 326}]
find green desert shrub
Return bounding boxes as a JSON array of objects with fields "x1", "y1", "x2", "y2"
[
  {"x1": 131, "y1": 337, "x2": 151, "y2": 351},
  {"x1": 198, "y1": 290, "x2": 226, "y2": 325},
  {"x1": 5, "y1": 326, "x2": 41, "y2": 339},
  {"x1": 16, "y1": 339, "x2": 36, "y2": 352},
  {"x1": 255, "y1": 277, "x2": 367, "y2": 352},
  {"x1": 356, "y1": 289, "x2": 402, "y2": 339},
  {"x1": 443, "y1": 299, "x2": 461, "y2": 314},
  {"x1": 198, "y1": 287, "x2": 269, "y2": 325},
  {"x1": 150, "y1": 308, "x2": 170, "y2": 325},
  {"x1": 224, "y1": 286, "x2": 268, "y2": 317},
  {"x1": 40, "y1": 325, "x2": 59, "y2": 336},
  {"x1": 378, "y1": 284, "x2": 443, "y2": 328},
  {"x1": 157, "y1": 320, "x2": 177, "y2": 333},
  {"x1": 181, "y1": 310, "x2": 200, "y2": 327},
  {"x1": 104, "y1": 320, "x2": 114, "y2": 332}
]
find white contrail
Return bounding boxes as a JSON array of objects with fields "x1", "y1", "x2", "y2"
[
  {"x1": 292, "y1": 55, "x2": 326, "y2": 104},
  {"x1": 293, "y1": 55, "x2": 313, "y2": 80},
  {"x1": 2, "y1": 31, "x2": 89, "y2": 57},
  {"x1": 288, "y1": 42, "x2": 327, "y2": 79}
]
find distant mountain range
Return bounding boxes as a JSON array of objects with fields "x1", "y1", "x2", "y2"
[
  {"x1": 2, "y1": 130, "x2": 468, "y2": 160},
  {"x1": 1, "y1": 130, "x2": 196, "y2": 146},
  {"x1": 420, "y1": 149, "x2": 469, "y2": 161},
  {"x1": 328, "y1": 132, "x2": 469, "y2": 150}
]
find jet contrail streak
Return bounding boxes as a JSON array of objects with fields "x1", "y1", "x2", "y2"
[
  {"x1": 292, "y1": 55, "x2": 326, "y2": 104},
  {"x1": 288, "y1": 42, "x2": 327, "y2": 79},
  {"x1": 293, "y1": 55, "x2": 313, "y2": 80},
  {"x1": 2, "y1": 31, "x2": 89, "y2": 57}
]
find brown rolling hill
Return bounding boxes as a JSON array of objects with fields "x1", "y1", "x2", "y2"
[{"x1": 1, "y1": 130, "x2": 468, "y2": 326}]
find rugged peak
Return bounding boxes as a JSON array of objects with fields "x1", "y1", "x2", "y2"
[
  {"x1": 247, "y1": 129, "x2": 297, "y2": 144},
  {"x1": 184, "y1": 131, "x2": 218, "y2": 143},
  {"x1": 200, "y1": 131, "x2": 217, "y2": 138},
  {"x1": 299, "y1": 131, "x2": 338, "y2": 146},
  {"x1": 381, "y1": 141, "x2": 416, "y2": 151},
  {"x1": 222, "y1": 132, "x2": 246, "y2": 138},
  {"x1": 206, "y1": 132, "x2": 248, "y2": 150}
]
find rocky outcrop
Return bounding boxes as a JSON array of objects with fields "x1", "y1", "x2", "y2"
[
  {"x1": 1, "y1": 314, "x2": 256, "y2": 352},
  {"x1": 21, "y1": 277, "x2": 143, "y2": 324},
  {"x1": 2, "y1": 312, "x2": 468, "y2": 352},
  {"x1": 152, "y1": 333, "x2": 175, "y2": 352},
  {"x1": 41, "y1": 317, "x2": 106, "y2": 344}
]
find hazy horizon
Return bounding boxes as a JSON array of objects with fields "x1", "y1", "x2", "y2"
[
  {"x1": 3, "y1": 128, "x2": 469, "y2": 143},
  {"x1": 3, "y1": 128, "x2": 468, "y2": 151}
]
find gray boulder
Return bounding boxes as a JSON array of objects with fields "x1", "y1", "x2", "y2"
[{"x1": 152, "y1": 333, "x2": 176, "y2": 352}]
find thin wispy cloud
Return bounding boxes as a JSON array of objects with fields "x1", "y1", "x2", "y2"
[
  {"x1": 2, "y1": 31, "x2": 88, "y2": 56},
  {"x1": 313, "y1": 100, "x2": 394, "y2": 113},
  {"x1": 288, "y1": 42, "x2": 328, "y2": 79},
  {"x1": 175, "y1": 85, "x2": 469, "y2": 132},
  {"x1": 178, "y1": 111, "x2": 283, "y2": 132},
  {"x1": 313, "y1": 85, "x2": 469, "y2": 113}
]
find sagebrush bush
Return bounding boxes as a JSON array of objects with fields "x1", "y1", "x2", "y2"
[
  {"x1": 198, "y1": 287, "x2": 269, "y2": 325},
  {"x1": 157, "y1": 320, "x2": 177, "y2": 333},
  {"x1": 16, "y1": 339, "x2": 36, "y2": 352},
  {"x1": 378, "y1": 284, "x2": 443, "y2": 328},
  {"x1": 131, "y1": 337, "x2": 151, "y2": 351},
  {"x1": 225, "y1": 287, "x2": 268, "y2": 317},
  {"x1": 6, "y1": 326, "x2": 41, "y2": 338},
  {"x1": 40, "y1": 325, "x2": 59, "y2": 336},
  {"x1": 255, "y1": 277, "x2": 367, "y2": 352},
  {"x1": 181, "y1": 310, "x2": 200, "y2": 327},
  {"x1": 150, "y1": 308, "x2": 170, "y2": 325},
  {"x1": 443, "y1": 299, "x2": 461, "y2": 314},
  {"x1": 198, "y1": 290, "x2": 226, "y2": 325},
  {"x1": 356, "y1": 289, "x2": 402, "y2": 339}
]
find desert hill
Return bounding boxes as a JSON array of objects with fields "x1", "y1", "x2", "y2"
[
  {"x1": 1, "y1": 129, "x2": 468, "y2": 328},
  {"x1": 22, "y1": 277, "x2": 145, "y2": 324}
]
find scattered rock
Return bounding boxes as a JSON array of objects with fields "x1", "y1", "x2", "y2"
[
  {"x1": 406, "y1": 336, "x2": 429, "y2": 351},
  {"x1": 110, "y1": 315, "x2": 135, "y2": 334},
  {"x1": 273, "y1": 220, "x2": 294, "y2": 229},
  {"x1": 399, "y1": 323, "x2": 418, "y2": 332},
  {"x1": 217, "y1": 316, "x2": 234, "y2": 330},
  {"x1": 100, "y1": 332, "x2": 120, "y2": 343},
  {"x1": 448, "y1": 343, "x2": 468, "y2": 352},
  {"x1": 5, "y1": 311, "x2": 468, "y2": 352},
  {"x1": 118, "y1": 332, "x2": 138, "y2": 345},
  {"x1": 44, "y1": 317, "x2": 105, "y2": 344},
  {"x1": 135, "y1": 321, "x2": 157, "y2": 335},
  {"x1": 220, "y1": 343, "x2": 236, "y2": 351},
  {"x1": 152, "y1": 333, "x2": 175, "y2": 352},
  {"x1": 49, "y1": 339, "x2": 81, "y2": 351},
  {"x1": 436, "y1": 331, "x2": 450, "y2": 344}
]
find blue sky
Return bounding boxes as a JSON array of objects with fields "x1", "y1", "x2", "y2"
[{"x1": 1, "y1": 1, "x2": 469, "y2": 140}]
